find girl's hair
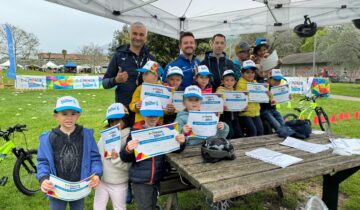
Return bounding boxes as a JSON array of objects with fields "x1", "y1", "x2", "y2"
[
  {"x1": 106, "y1": 114, "x2": 131, "y2": 128},
  {"x1": 193, "y1": 76, "x2": 212, "y2": 89}
]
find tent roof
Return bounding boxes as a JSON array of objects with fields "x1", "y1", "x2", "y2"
[
  {"x1": 64, "y1": 61, "x2": 77, "y2": 68},
  {"x1": 0, "y1": 60, "x2": 10, "y2": 67},
  {"x1": 45, "y1": 0, "x2": 360, "y2": 39},
  {"x1": 282, "y1": 52, "x2": 330, "y2": 64},
  {"x1": 45, "y1": 61, "x2": 58, "y2": 68}
]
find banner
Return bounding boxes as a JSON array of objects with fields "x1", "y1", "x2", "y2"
[
  {"x1": 47, "y1": 76, "x2": 74, "y2": 89},
  {"x1": 15, "y1": 75, "x2": 46, "y2": 90},
  {"x1": 173, "y1": 91, "x2": 185, "y2": 112},
  {"x1": 131, "y1": 123, "x2": 180, "y2": 162},
  {"x1": 247, "y1": 83, "x2": 269, "y2": 103},
  {"x1": 73, "y1": 76, "x2": 99, "y2": 89},
  {"x1": 187, "y1": 111, "x2": 219, "y2": 138},
  {"x1": 200, "y1": 93, "x2": 224, "y2": 113},
  {"x1": 223, "y1": 91, "x2": 248, "y2": 111},
  {"x1": 285, "y1": 77, "x2": 307, "y2": 94},
  {"x1": 5, "y1": 24, "x2": 16, "y2": 79},
  {"x1": 140, "y1": 83, "x2": 173, "y2": 109},
  {"x1": 270, "y1": 85, "x2": 290, "y2": 104}
]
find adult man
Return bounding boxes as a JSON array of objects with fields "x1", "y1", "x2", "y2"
[
  {"x1": 201, "y1": 34, "x2": 237, "y2": 91},
  {"x1": 162, "y1": 32, "x2": 200, "y2": 90},
  {"x1": 103, "y1": 22, "x2": 155, "y2": 124},
  {"x1": 233, "y1": 41, "x2": 251, "y2": 74}
]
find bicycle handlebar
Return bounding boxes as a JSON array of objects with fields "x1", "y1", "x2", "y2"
[
  {"x1": 0, "y1": 124, "x2": 27, "y2": 139},
  {"x1": 300, "y1": 94, "x2": 327, "y2": 102}
]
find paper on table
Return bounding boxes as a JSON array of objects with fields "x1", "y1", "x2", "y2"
[
  {"x1": 245, "y1": 148, "x2": 303, "y2": 168},
  {"x1": 260, "y1": 50, "x2": 279, "y2": 71},
  {"x1": 312, "y1": 130, "x2": 326, "y2": 135},
  {"x1": 330, "y1": 138, "x2": 360, "y2": 155},
  {"x1": 280, "y1": 137, "x2": 330, "y2": 154}
]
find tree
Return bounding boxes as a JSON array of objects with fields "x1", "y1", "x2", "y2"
[
  {"x1": 0, "y1": 24, "x2": 39, "y2": 60},
  {"x1": 78, "y1": 42, "x2": 106, "y2": 68},
  {"x1": 61, "y1": 49, "x2": 67, "y2": 61}
]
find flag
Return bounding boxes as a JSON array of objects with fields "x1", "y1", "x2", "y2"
[{"x1": 5, "y1": 24, "x2": 16, "y2": 80}]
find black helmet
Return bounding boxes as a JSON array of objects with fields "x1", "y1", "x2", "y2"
[
  {"x1": 294, "y1": 15, "x2": 317, "y2": 38},
  {"x1": 201, "y1": 137, "x2": 236, "y2": 163}
]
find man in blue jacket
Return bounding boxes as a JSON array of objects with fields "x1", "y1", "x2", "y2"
[
  {"x1": 201, "y1": 34, "x2": 237, "y2": 91},
  {"x1": 162, "y1": 32, "x2": 200, "y2": 90},
  {"x1": 103, "y1": 22, "x2": 156, "y2": 125}
]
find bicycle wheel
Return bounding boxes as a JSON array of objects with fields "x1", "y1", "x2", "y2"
[
  {"x1": 315, "y1": 107, "x2": 331, "y2": 132},
  {"x1": 283, "y1": 113, "x2": 298, "y2": 122},
  {"x1": 13, "y1": 149, "x2": 39, "y2": 195}
]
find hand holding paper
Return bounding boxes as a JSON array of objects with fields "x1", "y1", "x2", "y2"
[{"x1": 41, "y1": 179, "x2": 54, "y2": 193}]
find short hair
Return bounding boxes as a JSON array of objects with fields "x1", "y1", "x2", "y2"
[
  {"x1": 212, "y1": 34, "x2": 226, "y2": 42},
  {"x1": 129, "y1": 22, "x2": 148, "y2": 35},
  {"x1": 179, "y1": 31, "x2": 195, "y2": 45}
]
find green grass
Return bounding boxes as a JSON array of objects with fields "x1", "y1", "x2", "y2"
[
  {"x1": 330, "y1": 83, "x2": 360, "y2": 98},
  {"x1": 0, "y1": 88, "x2": 360, "y2": 210}
]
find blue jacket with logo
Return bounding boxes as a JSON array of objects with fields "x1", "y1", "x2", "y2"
[
  {"x1": 162, "y1": 54, "x2": 200, "y2": 90},
  {"x1": 36, "y1": 128, "x2": 103, "y2": 183},
  {"x1": 103, "y1": 44, "x2": 156, "y2": 105}
]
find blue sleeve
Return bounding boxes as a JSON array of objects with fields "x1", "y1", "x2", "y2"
[
  {"x1": 89, "y1": 130, "x2": 103, "y2": 177},
  {"x1": 120, "y1": 132, "x2": 136, "y2": 163},
  {"x1": 102, "y1": 54, "x2": 118, "y2": 89},
  {"x1": 36, "y1": 134, "x2": 50, "y2": 183}
]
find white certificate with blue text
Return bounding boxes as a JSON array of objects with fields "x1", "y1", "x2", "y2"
[
  {"x1": 187, "y1": 111, "x2": 219, "y2": 138},
  {"x1": 140, "y1": 83, "x2": 173, "y2": 109},
  {"x1": 247, "y1": 83, "x2": 269, "y2": 103},
  {"x1": 200, "y1": 93, "x2": 224, "y2": 113},
  {"x1": 223, "y1": 91, "x2": 248, "y2": 111}
]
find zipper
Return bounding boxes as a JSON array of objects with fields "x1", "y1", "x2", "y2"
[{"x1": 149, "y1": 157, "x2": 155, "y2": 184}]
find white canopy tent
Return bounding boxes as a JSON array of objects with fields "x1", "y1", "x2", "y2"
[
  {"x1": 0, "y1": 60, "x2": 24, "y2": 69},
  {"x1": 42, "y1": 61, "x2": 58, "y2": 69},
  {"x1": 45, "y1": 0, "x2": 360, "y2": 39}
]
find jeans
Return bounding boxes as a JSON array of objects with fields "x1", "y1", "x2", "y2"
[
  {"x1": 220, "y1": 112, "x2": 243, "y2": 139},
  {"x1": 49, "y1": 197, "x2": 84, "y2": 210},
  {"x1": 238, "y1": 116, "x2": 264, "y2": 137},
  {"x1": 132, "y1": 182, "x2": 159, "y2": 210},
  {"x1": 261, "y1": 109, "x2": 285, "y2": 131}
]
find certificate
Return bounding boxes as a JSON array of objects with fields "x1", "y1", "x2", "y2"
[
  {"x1": 173, "y1": 91, "x2": 185, "y2": 112},
  {"x1": 260, "y1": 50, "x2": 278, "y2": 71},
  {"x1": 131, "y1": 123, "x2": 180, "y2": 162},
  {"x1": 223, "y1": 91, "x2": 248, "y2": 111},
  {"x1": 247, "y1": 83, "x2": 269, "y2": 103},
  {"x1": 140, "y1": 83, "x2": 173, "y2": 109},
  {"x1": 200, "y1": 93, "x2": 224, "y2": 113},
  {"x1": 271, "y1": 85, "x2": 290, "y2": 104},
  {"x1": 100, "y1": 124, "x2": 121, "y2": 158},
  {"x1": 187, "y1": 111, "x2": 219, "y2": 138},
  {"x1": 47, "y1": 174, "x2": 94, "y2": 201}
]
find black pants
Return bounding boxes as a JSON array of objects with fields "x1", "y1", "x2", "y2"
[
  {"x1": 238, "y1": 116, "x2": 264, "y2": 137},
  {"x1": 220, "y1": 112, "x2": 243, "y2": 139},
  {"x1": 132, "y1": 182, "x2": 159, "y2": 210}
]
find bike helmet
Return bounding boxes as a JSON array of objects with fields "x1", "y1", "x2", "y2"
[
  {"x1": 201, "y1": 137, "x2": 236, "y2": 163},
  {"x1": 353, "y1": 19, "x2": 360, "y2": 29},
  {"x1": 294, "y1": 15, "x2": 317, "y2": 38}
]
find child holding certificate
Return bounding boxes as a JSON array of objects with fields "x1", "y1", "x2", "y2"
[
  {"x1": 37, "y1": 96, "x2": 102, "y2": 210},
  {"x1": 121, "y1": 97, "x2": 186, "y2": 210},
  {"x1": 163, "y1": 66, "x2": 184, "y2": 124},
  {"x1": 216, "y1": 70, "x2": 243, "y2": 139},
  {"x1": 236, "y1": 60, "x2": 264, "y2": 137},
  {"x1": 260, "y1": 69, "x2": 286, "y2": 131},
  {"x1": 129, "y1": 61, "x2": 164, "y2": 124},
  {"x1": 94, "y1": 103, "x2": 131, "y2": 210},
  {"x1": 193, "y1": 65, "x2": 213, "y2": 93},
  {"x1": 175, "y1": 85, "x2": 229, "y2": 145}
]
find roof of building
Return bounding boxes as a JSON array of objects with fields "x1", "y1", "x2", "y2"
[{"x1": 282, "y1": 52, "x2": 330, "y2": 65}]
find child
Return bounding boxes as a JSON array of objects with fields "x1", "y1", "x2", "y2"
[
  {"x1": 236, "y1": 60, "x2": 264, "y2": 137},
  {"x1": 120, "y1": 97, "x2": 186, "y2": 210},
  {"x1": 260, "y1": 69, "x2": 286, "y2": 131},
  {"x1": 216, "y1": 70, "x2": 243, "y2": 139},
  {"x1": 94, "y1": 103, "x2": 131, "y2": 210},
  {"x1": 37, "y1": 96, "x2": 102, "y2": 210},
  {"x1": 175, "y1": 85, "x2": 229, "y2": 145},
  {"x1": 193, "y1": 65, "x2": 213, "y2": 93},
  {"x1": 163, "y1": 66, "x2": 184, "y2": 124},
  {"x1": 129, "y1": 60, "x2": 164, "y2": 124}
]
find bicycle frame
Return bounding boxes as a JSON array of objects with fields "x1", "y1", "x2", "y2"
[
  {"x1": 0, "y1": 140, "x2": 15, "y2": 163},
  {"x1": 298, "y1": 101, "x2": 318, "y2": 120}
]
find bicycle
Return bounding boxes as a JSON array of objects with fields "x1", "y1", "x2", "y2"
[
  {"x1": 0, "y1": 124, "x2": 39, "y2": 195},
  {"x1": 283, "y1": 95, "x2": 331, "y2": 132}
]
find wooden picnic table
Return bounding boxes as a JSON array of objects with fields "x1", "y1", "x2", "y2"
[{"x1": 166, "y1": 133, "x2": 360, "y2": 210}]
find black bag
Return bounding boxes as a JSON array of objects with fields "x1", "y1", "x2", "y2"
[{"x1": 285, "y1": 120, "x2": 312, "y2": 139}]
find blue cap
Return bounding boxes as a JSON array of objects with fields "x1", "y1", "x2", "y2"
[
  {"x1": 196, "y1": 65, "x2": 213, "y2": 77},
  {"x1": 140, "y1": 97, "x2": 164, "y2": 117},
  {"x1": 183, "y1": 85, "x2": 203, "y2": 100},
  {"x1": 54, "y1": 96, "x2": 82, "y2": 113},
  {"x1": 255, "y1": 38, "x2": 268, "y2": 47}
]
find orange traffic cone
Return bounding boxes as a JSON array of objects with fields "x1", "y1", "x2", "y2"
[
  {"x1": 345, "y1": 112, "x2": 350, "y2": 120},
  {"x1": 354, "y1": 111, "x2": 359, "y2": 119},
  {"x1": 339, "y1": 112, "x2": 344, "y2": 121},
  {"x1": 313, "y1": 116, "x2": 319, "y2": 125},
  {"x1": 330, "y1": 114, "x2": 337, "y2": 123},
  {"x1": 320, "y1": 115, "x2": 325, "y2": 122}
]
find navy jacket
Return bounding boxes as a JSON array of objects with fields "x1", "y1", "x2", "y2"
[
  {"x1": 201, "y1": 52, "x2": 238, "y2": 92},
  {"x1": 163, "y1": 54, "x2": 200, "y2": 90},
  {"x1": 103, "y1": 44, "x2": 156, "y2": 105},
  {"x1": 120, "y1": 121, "x2": 185, "y2": 184}
]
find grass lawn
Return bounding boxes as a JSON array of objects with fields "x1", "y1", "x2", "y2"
[
  {"x1": 330, "y1": 83, "x2": 360, "y2": 98},
  {"x1": 0, "y1": 83, "x2": 360, "y2": 209}
]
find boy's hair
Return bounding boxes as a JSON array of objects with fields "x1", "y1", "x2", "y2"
[
  {"x1": 179, "y1": 31, "x2": 195, "y2": 45},
  {"x1": 106, "y1": 114, "x2": 131, "y2": 128},
  {"x1": 212, "y1": 34, "x2": 226, "y2": 42}
]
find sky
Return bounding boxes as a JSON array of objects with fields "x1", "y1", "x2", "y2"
[{"x1": 0, "y1": 0, "x2": 123, "y2": 54}]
